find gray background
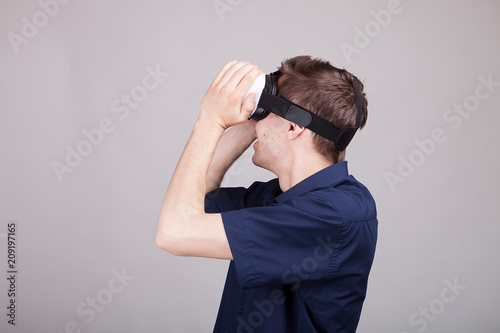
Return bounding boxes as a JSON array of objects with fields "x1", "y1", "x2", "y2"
[{"x1": 1, "y1": 0, "x2": 499, "y2": 332}]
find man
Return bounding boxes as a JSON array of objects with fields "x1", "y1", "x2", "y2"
[{"x1": 156, "y1": 56, "x2": 377, "y2": 332}]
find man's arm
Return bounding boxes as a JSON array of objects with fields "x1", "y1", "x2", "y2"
[
  {"x1": 206, "y1": 121, "x2": 256, "y2": 194},
  {"x1": 156, "y1": 60, "x2": 261, "y2": 259}
]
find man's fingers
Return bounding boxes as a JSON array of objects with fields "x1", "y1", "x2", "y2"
[
  {"x1": 217, "y1": 61, "x2": 251, "y2": 88},
  {"x1": 212, "y1": 59, "x2": 238, "y2": 85},
  {"x1": 234, "y1": 67, "x2": 262, "y2": 97},
  {"x1": 225, "y1": 63, "x2": 259, "y2": 91}
]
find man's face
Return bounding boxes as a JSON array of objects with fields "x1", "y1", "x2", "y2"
[{"x1": 252, "y1": 113, "x2": 289, "y2": 172}]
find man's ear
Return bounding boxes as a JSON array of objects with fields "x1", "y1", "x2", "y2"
[{"x1": 287, "y1": 122, "x2": 306, "y2": 140}]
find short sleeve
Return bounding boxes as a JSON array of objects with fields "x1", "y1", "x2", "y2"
[
  {"x1": 205, "y1": 179, "x2": 281, "y2": 213},
  {"x1": 221, "y1": 195, "x2": 345, "y2": 289},
  {"x1": 205, "y1": 187, "x2": 248, "y2": 213}
]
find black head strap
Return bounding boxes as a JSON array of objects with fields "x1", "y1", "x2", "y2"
[
  {"x1": 334, "y1": 81, "x2": 363, "y2": 151},
  {"x1": 257, "y1": 80, "x2": 364, "y2": 151}
]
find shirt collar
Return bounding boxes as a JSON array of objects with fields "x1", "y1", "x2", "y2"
[{"x1": 274, "y1": 161, "x2": 349, "y2": 204}]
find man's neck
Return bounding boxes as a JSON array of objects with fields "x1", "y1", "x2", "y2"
[{"x1": 276, "y1": 153, "x2": 333, "y2": 192}]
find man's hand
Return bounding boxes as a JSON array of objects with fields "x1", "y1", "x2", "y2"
[{"x1": 200, "y1": 60, "x2": 262, "y2": 130}]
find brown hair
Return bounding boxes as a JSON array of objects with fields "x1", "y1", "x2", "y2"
[{"x1": 277, "y1": 55, "x2": 368, "y2": 163}]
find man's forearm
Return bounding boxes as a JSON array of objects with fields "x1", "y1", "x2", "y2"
[
  {"x1": 163, "y1": 117, "x2": 223, "y2": 211},
  {"x1": 206, "y1": 121, "x2": 255, "y2": 193},
  {"x1": 157, "y1": 117, "x2": 226, "y2": 255}
]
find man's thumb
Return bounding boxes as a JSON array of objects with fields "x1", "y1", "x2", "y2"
[{"x1": 243, "y1": 92, "x2": 256, "y2": 114}]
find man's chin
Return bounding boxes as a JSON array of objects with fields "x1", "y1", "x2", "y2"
[
  {"x1": 253, "y1": 157, "x2": 274, "y2": 175},
  {"x1": 251, "y1": 154, "x2": 259, "y2": 167},
  {"x1": 251, "y1": 154, "x2": 264, "y2": 169}
]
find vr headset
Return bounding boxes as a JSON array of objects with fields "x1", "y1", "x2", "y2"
[{"x1": 243, "y1": 71, "x2": 363, "y2": 151}]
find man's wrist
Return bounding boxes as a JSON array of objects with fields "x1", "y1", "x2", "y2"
[{"x1": 195, "y1": 114, "x2": 225, "y2": 136}]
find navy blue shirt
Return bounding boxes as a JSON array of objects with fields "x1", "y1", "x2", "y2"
[{"x1": 205, "y1": 161, "x2": 377, "y2": 333}]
